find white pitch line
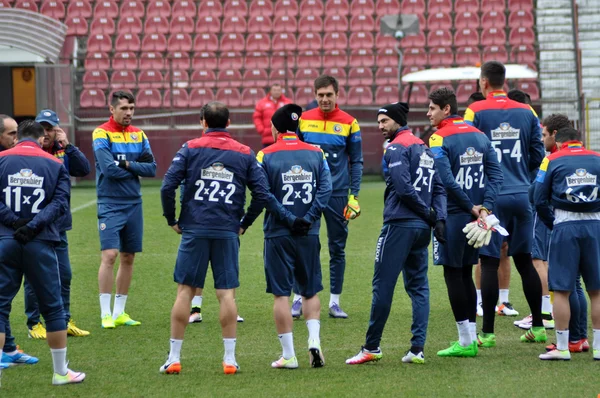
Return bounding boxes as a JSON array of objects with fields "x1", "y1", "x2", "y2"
[{"x1": 71, "y1": 199, "x2": 97, "y2": 213}]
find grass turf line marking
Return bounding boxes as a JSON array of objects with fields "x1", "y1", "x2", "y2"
[{"x1": 71, "y1": 199, "x2": 97, "y2": 213}]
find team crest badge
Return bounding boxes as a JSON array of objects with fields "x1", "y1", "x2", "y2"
[
  {"x1": 99, "y1": 223, "x2": 106, "y2": 231},
  {"x1": 130, "y1": 133, "x2": 138, "y2": 141},
  {"x1": 291, "y1": 112, "x2": 299, "y2": 121},
  {"x1": 333, "y1": 124, "x2": 342, "y2": 133}
]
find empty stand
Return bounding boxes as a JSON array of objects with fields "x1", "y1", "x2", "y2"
[
  {"x1": 83, "y1": 70, "x2": 109, "y2": 89},
  {"x1": 139, "y1": 52, "x2": 164, "y2": 70},
  {"x1": 325, "y1": 0, "x2": 350, "y2": 16},
  {"x1": 455, "y1": 46, "x2": 481, "y2": 66},
  {"x1": 112, "y1": 52, "x2": 138, "y2": 69},
  {"x1": 66, "y1": 16, "x2": 88, "y2": 35},
  {"x1": 137, "y1": 89, "x2": 162, "y2": 108},
  {"x1": 172, "y1": 0, "x2": 196, "y2": 17},
  {"x1": 247, "y1": 16, "x2": 272, "y2": 33},
  {"x1": 216, "y1": 88, "x2": 242, "y2": 107},
  {"x1": 375, "y1": 0, "x2": 400, "y2": 15},
  {"x1": 163, "y1": 89, "x2": 190, "y2": 108},
  {"x1": 222, "y1": 16, "x2": 247, "y2": 34},
  {"x1": 224, "y1": 0, "x2": 248, "y2": 17},
  {"x1": 146, "y1": 1, "x2": 171, "y2": 18},
  {"x1": 299, "y1": 15, "x2": 323, "y2": 33},
  {"x1": 323, "y1": 15, "x2": 348, "y2": 33},
  {"x1": 190, "y1": 88, "x2": 215, "y2": 107},
  {"x1": 428, "y1": 0, "x2": 452, "y2": 14},
  {"x1": 94, "y1": 0, "x2": 118, "y2": 18},
  {"x1": 167, "y1": 52, "x2": 191, "y2": 70},
  {"x1": 273, "y1": 15, "x2": 297, "y2": 33},
  {"x1": 144, "y1": 16, "x2": 169, "y2": 34},
  {"x1": 80, "y1": 89, "x2": 107, "y2": 108},
  {"x1": 118, "y1": 1, "x2": 144, "y2": 18},
  {"x1": 90, "y1": 17, "x2": 115, "y2": 35},
  {"x1": 41, "y1": 1, "x2": 66, "y2": 19},
  {"x1": 249, "y1": 0, "x2": 273, "y2": 17},
  {"x1": 241, "y1": 88, "x2": 267, "y2": 107},
  {"x1": 67, "y1": 0, "x2": 92, "y2": 18},
  {"x1": 118, "y1": 17, "x2": 143, "y2": 34},
  {"x1": 198, "y1": 0, "x2": 222, "y2": 18},
  {"x1": 375, "y1": 86, "x2": 399, "y2": 103},
  {"x1": 346, "y1": 87, "x2": 373, "y2": 106}
]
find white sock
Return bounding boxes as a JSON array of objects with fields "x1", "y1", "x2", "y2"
[
  {"x1": 223, "y1": 338, "x2": 236, "y2": 364},
  {"x1": 293, "y1": 294, "x2": 302, "y2": 303},
  {"x1": 278, "y1": 332, "x2": 295, "y2": 359},
  {"x1": 329, "y1": 294, "x2": 340, "y2": 308},
  {"x1": 469, "y1": 322, "x2": 477, "y2": 343},
  {"x1": 541, "y1": 295, "x2": 552, "y2": 314},
  {"x1": 51, "y1": 348, "x2": 67, "y2": 376},
  {"x1": 112, "y1": 294, "x2": 128, "y2": 319},
  {"x1": 476, "y1": 289, "x2": 482, "y2": 305},
  {"x1": 99, "y1": 293, "x2": 111, "y2": 318},
  {"x1": 556, "y1": 330, "x2": 569, "y2": 351},
  {"x1": 594, "y1": 329, "x2": 600, "y2": 350},
  {"x1": 192, "y1": 296, "x2": 203, "y2": 308},
  {"x1": 499, "y1": 289, "x2": 509, "y2": 304},
  {"x1": 168, "y1": 339, "x2": 183, "y2": 363},
  {"x1": 457, "y1": 320, "x2": 471, "y2": 347},
  {"x1": 306, "y1": 319, "x2": 321, "y2": 346}
]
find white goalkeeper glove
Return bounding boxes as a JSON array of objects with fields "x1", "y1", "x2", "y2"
[{"x1": 463, "y1": 215, "x2": 507, "y2": 248}]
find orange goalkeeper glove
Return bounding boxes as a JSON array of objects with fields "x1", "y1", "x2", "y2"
[{"x1": 343, "y1": 195, "x2": 361, "y2": 220}]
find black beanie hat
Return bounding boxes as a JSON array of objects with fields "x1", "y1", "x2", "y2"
[
  {"x1": 377, "y1": 102, "x2": 410, "y2": 127},
  {"x1": 272, "y1": 104, "x2": 303, "y2": 133}
]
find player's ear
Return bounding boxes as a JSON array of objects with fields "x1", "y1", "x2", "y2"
[
  {"x1": 37, "y1": 136, "x2": 44, "y2": 147},
  {"x1": 226, "y1": 119, "x2": 231, "y2": 128}
]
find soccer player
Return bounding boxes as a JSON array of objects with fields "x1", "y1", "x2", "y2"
[
  {"x1": 295, "y1": 75, "x2": 363, "y2": 318},
  {"x1": 252, "y1": 83, "x2": 292, "y2": 148},
  {"x1": 241, "y1": 104, "x2": 332, "y2": 369},
  {"x1": 0, "y1": 120, "x2": 85, "y2": 385},
  {"x1": 346, "y1": 102, "x2": 447, "y2": 365},
  {"x1": 465, "y1": 61, "x2": 546, "y2": 346},
  {"x1": 427, "y1": 88, "x2": 503, "y2": 357},
  {"x1": 534, "y1": 127, "x2": 600, "y2": 360},
  {"x1": 93, "y1": 91, "x2": 156, "y2": 329},
  {"x1": 159, "y1": 102, "x2": 283, "y2": 375},
  {"x1": 20, "y1": 109, "x2": 91, "y2": 340}
]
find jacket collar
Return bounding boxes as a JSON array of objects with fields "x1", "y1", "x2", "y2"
[
  {"x1": 106, "y1": 116, "x2": 130, "y2": 131},
  {"x1": 277, "y1": 133, "x2": 298, "y2": 142},
  {"x1": 316, "y1": 104, "x2": 340, "y2": 119},
  {"x1": 390, "y1": 126, "x2": 411, "y2": 141},
  {"x1": 487, "y1": 90, "x2": 507, "y2": 99},
  {"x1": 560, "y1": 140, "x2": 584, "y2": 150},
  {"x1": 16, "y1": 138, "x2": 42, "y2": 149},
  {"x1": 437, "y1": 115, "x2": 465, "y2": 129},
  {"x1": 204, "y1": 128, "x2": 231, "y2": 138}
]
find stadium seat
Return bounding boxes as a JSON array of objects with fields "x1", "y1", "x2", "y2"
[
  {"x1": 375, "y1": 86, "x2": 399, "y2": 103},
  {"x1": 508, "y1": 0, "x2": 533, "y2": 10},
  {"x1": 325, "y1": 0, "x2": 349, "y2": 16},
  {"x1": 323, "y1": 67, "x2": 347, "y2": 86},
  {"x1": 376, "y1": 32, "x2": 399, "y2": 50},
  {"x1": 400, "y1": 0, "x2": 425, "y2": 14},
  {"x1": 245, "y1": 33, "x2": 269, "y2": 52},
  {"x1": 94, "y1": 0, "x2": 118, "y2": 18},
  {"x1": 269, "y1": 68, "x2": 293, "y2": 85},
  {"x1": 349, "y1": 49, "x2": 375, "y2": 68},
  {"x1": 300, "y1": 0, "x2": 324, "y2": 16},
  {"x1": 336, "y1": 87, "x2": 348, "y2": 105},
  {"x1": 454, "y1": 12, "x2": 480, "y2": 30},
  {"x1": 83, "y1": 70, "x2": 109, "y2": 89},
  {"x1": 274, "y1": 0, "x2": 299, "y2": 17},
  {"x1": 298, "y1": 15, "x2": 323, "y2": 33},
  {"x1": 167, "y1": 52, "x2": 191, "y2": 70},
  {"x1": 110, "y1": 70, "x2": 136, "y2": 90},
  {"x1": 112, "y1": 52, "x2": 138, "y2": 70},
  {"x1": 198, "y1": 0, "x2": 222, "y2": 18},
  {"x1": 293, "y1": 68, "x2": 319, "y2": 87},
  {"x1": 118, "y1": 17, "x2": 143, "y2": 34},
  {"x1": 247, "y1": 16, "x2": 272, "y2": 33},
  {"x1": 137, "y1": 89, "x2": 162, "y2": 108},
  {"x1": 348, "y1": 67, "x2": 373, "y2": 86},
  {"x1": 481, "y1": 28, "x2": 507, "y2": 46},
  {"x1": 270, "y1": 51, "x2": 295, "y2": 69},
  {"x1": 41, "y1": 1, "x2": 65, "y2": 19},
  {"x1": 295, "y1": 87, "x2": 315, "y2": 105},
  {"x1": 515, "y1": 80, "x2": 539, "y2": 101},
  {"x1": 141, "y1": 34, "x2": 167, "y2": 52},
  {"x1": 296, "y1": 50, "x2": 322, "y2": 68},
  {"x1": 190, "y1": 69, "x2": 216, "y2": 87},
  {"x1": 118, "y1": 1, "x2": 144, "y2": 18},
  {"x1": 163, "y1": 89, "x2": 190, "y2": 108},
  {"x1": 170, "y1": 17, "x2": 194, "y2": 34},
  {"x1": 192, "y1": 52, "x2": 218, "y2": 70},
  {"x1": 80, "y1": 89, "x2": 106, "y2": 108},
  {"x1": 509, "y1": 27, "x2": 535, "y2": 45},
  {"x1": 115, "y1": 33, "x2": 141, "y2": 52},
  {"x1": 193, "y1": 33, "x2": 219, "y2": 52},
  {"x1": 218, "y1": 52, "x2": 244, "y2": 69},
  {"x1": 89, "y1": 17, "x2": 115, "y2": 35},
  {"x1": 147, "y1": 1, "x2": 171, "y2": 18},
  {"x1": 350, "y1": 15, "x2": 375, "y2": 32},
  {"x1": 454, "y1": 29, "x2": 479, "y2": 48},
  {"x1": 428, "y1": 47, "x2": 454, "y2": 67},
  {"x1": 87, "y1": 34, "x2": 112, "y2": 53},
  {"x1": 221, "y1": 16, "x2": 247, "y2": 34},
  {"x1": 427, "y1": 12, "x2": 452, "y2": 31},
  {"x1": 224, "y1": 0, "x2": 248, "y2": 17},
  {"x1": 403, "y1": 83, "x2": 428, "y2": 105},
  {"x1": 145, "y1": 16, "x2": 169, "y2": 34},
  {"x1": 428, "y1": 0, "x2": 452, "y2": 14},
  {"x1": 0, "y1": 2, "x2": 11, "y2": 9},
  {"x1": 65, "y1": 16, "x2": 88, "y2": 36},
  {"x1": 481, "y1": 10, "x2": 506, "y2": 30},
  {"x1": 454, "y1": 0, "x2": 479, "y2": 13},
  {"x1": 196, "y1": 16, "x2": 220, "y2": 33},
  {"x1": 216, "y1": 69, "x2": 243, "y2": 88},
  {"x1": 273, "y1": 15, "x2": 297, "y2": 33},
  {"x1": 220, "y1": 33, "x2": 245, "y2": 52},
  {"x1": 243, "y1": 70, "x2": 269, "y2": 87},
  {"x1": 375, "y1": 66, "x2": 398, "y2": 86},
  {"x1": 456, "y1": 81, "x2": 478, "y2": 103},
  {"x1": 190, "y1": 88, "x2": 215, "y2": 107},
  {"x1": 351, "y1": 0, "x2": 375, "y2": 15},
  {"x1": 346, "y1": 87, "x2": 373, "y2": 106},
  {"x1": 139, "y1": 52, "x2": 164, "y2": 70},
  {"x1": 166, "y1": 71, "x2": 189, "y2": 89},
  {"x1": 323, "y1": 32, "x2": 348, "y2": 50},
  {"x1": 85, "y1": 52, "x2": 110, "y2": 70},
  {"x1": 400, "y1": 32, "x2": 426, "y2": 49},
  {"x1": 376, "y1": 48, "x2": 397, "y2": 67},
  {"x1": 298, "y1": 33, "x2": 322, "y2": 51},
  {"x1": 375, "y1": 0, "x2": 400, "y2": 15},
  {"x1": 241, "y1": 88, "x2": 267, "y2": 107},
  {"x1": 167, "y1": 33, "x2": 193, "y2": 52},
  {"x1": 272, "y1": 33, "x2": 297, "y2": 52},
  {"x1": 427, "y1": 30, "x2": 453, "y2": 47},
  {"x1": 483, "y1": 45, "x2": 509, "y2": 63},
  {"x1": 14, "y1": 0, "x2": 37, "y2": 12},
  {"x1": 322, "y1": 49, "x2": 348, "y2": 68},
  {"x1": 172, "y1": 0, "x2": 196, "y2": 17},
  {"x1": 249, "y1": 0, "x2": 273, "y2": 17},
  {"x1": 511, "y1": 44, "x2": 536, "y2": 65},
  {"x1": 349, "y1": 31, "x2": 374, "y2": 49},
  {"x1": 216, "y1": 88, "x2": 242, "y2": 107},
  {"x1": 67, "y1": 0, "x2": 92, "y2": 18},
  {"x1": 509, "y1": 10, "x2": 534, "y2": 27},
  {"x1": 455, "y1": 46, "x2": 481, "y2": 66},
  {"x1": 245, "y1": 52, "x2": 270, "y2": 68},
  {"x1": 323, "y1": 15, "x2": 348, "y2": 33},
  {"x1": 403, "y1": 47, "x2": 427, "y2": 67}
]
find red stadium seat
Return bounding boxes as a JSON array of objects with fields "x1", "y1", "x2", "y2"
[
  {"x1": 428, "y1": 47, "x2": 454, "y2": 67},
  {"x1": 141, "y1": 34, "x2": 167, "y2": 52},
  {"x1": 112, "y1": 52, "x2": 138, "y2": 70},
  {"x1": 400, "y1": 0, "x2": 425, "y2": 14},
  {"x1": 198, "y1": 0, "x2": 222, "y2": 18},
  {"x1": 336, "y1": 87, "x2": 348, "y2": 105},
  {"x1": 193, "y1": 33, "x2": 219, "y2": 52},
  {"x1": 147, "y1": 1, "x2": 171, "y2": 18},
  {"x1": 454, "y1": 12, "x2": 480, "y2": 30},
  {"x1": 483, "y1": 45, "x2": 509, "y2": 63},
  {"x1": 454, "y1": 0, "x2": 479, "y2": 13},
  {"x1": 296, "y1": 50, "x2": 322, "y2": 68},
  {"x1": 65, "y1": 17, "x2": 88, "y2": 36},
  {"x1": 144, "y1": 16, "x2": 169, "y2": 34},
  {"x1": 295, "y1": 87, "x2": 315, "y2": 105},
  {"x1": 351, "y1": 0, "x2": 375, "y2": 15},
  {"x1": 119, "y1": 1, "x2": 144, "y2": 18},
  {"x1": 376, "y1": 32, "x2": 398, "y2": 50},
  {"x1": 94, "y1": 0, "x2": 118, "y2": 18},
  {"x1": 241, "y1": 88, "x2": 267, "y2": 107},
  {"x1": 400, "y1": 32, "x2": 426, "y2": 49},
  {"x1": 220, "y1": 33, "x2": 245, "y2": 52},
  {"x1": 298, "y1": 15, "x2": 323, "y2": 33},
  {"x1": 403, "y1": 83, "x2": 428, "y2": 104},
  {"x1": 456, "y1": 81, "x2": 478, "y2": 103},
  {"x1": 270, "y1": 51, "x2": 295, "y2": 69},
  {"x1": 348, "y1": 67, "x2": 373, "y2": 86},
  {"x1": 349, "y1": 31, "x2": 374, "y2": 49},
  {"x1": 298, "y1": 32, "x2": 322, "y2": 51},
  {"x1": 118, "y1": 17, "x2": 143, "y2": 34},
  {"x1": 454, "y1": 29, "x2": 479, "y2": 48},
  {"x1": 245, "y1": 52, "x2": 270, "y2": 68},
  {"x1": 190, "y1": 88, "x2": 215, "y2": 107},
  {"x1": 216, "y1": 88, "x2": 242, "y2": 107},
  {"x1": 323, "y1": 15, "x2": 348, "y2": 33},
  {"x1": 67, "y1": 0, "x2": 92, "y2": 18},
  {"x1": 323, "y1": 32, "x2": 348, "y2": 50},
  {"x1": 110, "y1": 70, "x2": 136, "y2": 90},
  {"x1": 0, "y1": 2, "x2": 12, "y2": 9},
  {"x1": 428, "y1": 0, "x2": 452, "y2": 14},
  {"x1": 376, "y1": 48, "x2": 397, "y2": 67},
  {"x1": 299, "y1": 0, "x2": 324, "y2": 16},
  {"x1": 509, "y1": 10, "x2": 534, "y2": 27},
  {"x1": 511, "y1": 45, "x2": 536, "y2": 65},
  {"x1": 323, "y1": 67, "x2": 347, "y2": 86},
  {"x1": 216, "y1": 69, "x2": 243, "y2": 88},
  {"x1": 137, "y1": 89, "x2": 162, "y2": 108},
  {"x1": 481, "y1": 10, "x2": 506, "y2": 30},
  {"x1": 87, "y1": 34, "x2": 112, "y2": 53},
  {"x1": 218, "y1": 52, "x2": 244, "y2": 69},
  {"x1": 138, "y1": 70, "x2": 164, "y2": 89},
  {"x1": 403, "y1": 47, "x2": 427, "y2": 67},
  {"x1": 85, "y1": 52, "x2": 110, "y2": 70},
  {"x1": 481, "y1": 27, "x2": 506, "y2": 46},
  {"x1": 481, "y1": 0, "x2": 505, "y2": 11},
  {"x1": 322, "y1": 50, "x2": 348, "y2": 68},
  {"x1": 221, "y1": 16, "x2": 247, "y2": 34},
  {"x1": 80, "y1": 89, "x2": 106, "y2": 108},
  {"x1": 427, "y1": 30, "x2": 453, "y2": 47},
  {"x1": 346, "y1": 87, "x2": 373, "y2": 106},
  {"x1": 83, "y1": 70, "x2": 109, "y2": 89},
  {"x1": 515, "y1": 80, "x2": 539, "y2": 101},
  {"x1": 325, "y1": 0, "x2": 349, "y2": 15},
  {"x1": 90, "y1": 17, "x2": 115, "y2": 35},
  {"x1": 246, "y1": 33, "x2": 269, "y2": 52},
  {"x1": 115, "y1": 33, "x2": 141, "y2": 52},
  {"x1": 249, "y1": 0, "x2": 273, "y2": 17},
  {"x1": 41, "y1": 1, "x2": 66, "y2": 19},
  {"x1": 172, "y1": 0, "x2": 196, "y2": 17},
  {"x1": 509, "y1": 27, "x2": 535, "y2": 45},
  {"x1": 350, "y1": 15, "x2": 375, "y2": 32},
  {"x1": 195, "y1": 16, "x2": 220, "y2": 33},
  {"x1": 139, "y1": 52, "x2": 164, "y2": 70},
  {"x1": 274, "y1": 0, "x2": 299, "y2": 17},
  {"x1": 15, "y1": 0, "x2": 37, "y2": 12},
  {"x1": 224, "y1": 0, "x2": 248, "y2": 17},
  {"x1": 163, "y1": 89, "x2": 190, "y2": 108},
  {"x1": 168, "y1": 33, "x2": 193, "y2": 51},
  {"x1": 375, "y1": 66, "x2": 398, "y2": 86},
  {"x1": 375, "y1": 86, "x2": 399, "y2": 103},
  {"x1": 243, "y1": 69, "x2": 269, "y2": 87},
  {"x1": 375, "y1": 0, "x2": 400, "y2": 15},
  {"x1": 294, "y1": 68, "x2": 320, "y2": 87},
  {"x1": 427, "y1": 12, "x2": 452, "y2": 31},
  {"x1": 167, "y1": 52, "x2": 191, "y2": 70},
  {"x1": 268, "y1": 68, "x2": 289, "y2": 86},
  {"x1": 272, "y1": 33, "x2": 297, "y2": 52},
  {"x1": 190, "y1": 69, "x2": 217, "y2": 87},
  {"x1": 192, "y1": 52, "x2": 218, "y2": 70},
  {"x1": 349, "y1": 49, "x2": 375, "y2": 68},
  {"x1": 273, "y1": 15, "x2": 297, "y2": 33},
  {"x1": 455, "y1": 46, "x2": 481, "y2": 66},
  {"x1": 508, "y1": 0, "x2": 533, "y2": 10},
  {"x1": 247, "y1": 16, "x2": 272, "y2": 33}
]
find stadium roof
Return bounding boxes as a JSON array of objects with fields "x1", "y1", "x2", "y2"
[
  {"x1": 402, "y1": 65, "x2": 538, "y2": 82},
  {"x1": 0, "y1": 45, "x2": 47, "y2": 64}
]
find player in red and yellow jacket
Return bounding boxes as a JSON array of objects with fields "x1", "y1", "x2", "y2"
[{"x1": 252, "y1": 84, "x2": 292, "y2": 147}]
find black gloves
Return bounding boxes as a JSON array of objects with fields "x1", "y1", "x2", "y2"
[
  {"x1": 12, "y1": 218, "x2": 32, "y2": 230},
  {"x1": 14, "y1": 226, "x2": 37, "y2": 245},
  {"x1": 138, "y1": 152, "x2": 154, "y2": 163},
  {"x1": 291, "y1": 218, "x2": 311, "y2": 236},
  {"x1": 434, "y1": 220, "x2": 446, "y2": 244},
  {"x1": 427, "y1": 208, "x2": 437, "y2": 227},
  {"x1": 117, "y1": 159, "x2": 127, "y2": 169}
]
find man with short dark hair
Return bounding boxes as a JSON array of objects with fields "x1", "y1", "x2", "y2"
[
  {"x1": 253, "y1": 83, "x2": 292, "y2": 148},
  {"x1": 93, "y1": 91, "x2": 156, "y2": 329},
  {"x1": 507, "y1": 89, "x2": 532, "y2": 105},
  {"x1": 0, "y1": 115, "x2": 17, "y2": 151}
]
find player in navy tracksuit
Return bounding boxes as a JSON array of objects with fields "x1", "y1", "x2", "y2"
[
  {"x1": 534, "y1": 127, "x2": 600, "y2": 360},
  {"x1": 465, "y1": 61, "x2": 547, "y2": 345},
  {"x1": 0, "y1": 120, "x2": 85, "y2": 385},
  {"x1": 241, "y1": 104, "x2": 332, "y2": 369},
  {"x1": 427, "y1": 88, "x2": 503, "y2": 357},
  {"x1": 159, "y1": 102, "x2": 287, "y2": 375},
  {"x1": 22, "y1": 109, "x2": 91, "y2": 340},
  {"x1": 346, "y1": 103, "x2": 447, "y2": 365}
]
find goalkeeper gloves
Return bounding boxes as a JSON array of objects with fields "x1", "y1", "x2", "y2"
[
  {"x1": 343, "y1": 195, "x2": 361, "y2": 220},
  {"x1": 291, "y1": 218, "x2": 311, "y2": 236},
  {"x1": 137, "y1": 152, "x2": 154, "y2": 163},
  {"x1": 463, "y1": 214, "x2": 507, "y2": 249},
  {"x1": 433, "y1": 220, "x2": 446, "y2": 244}
]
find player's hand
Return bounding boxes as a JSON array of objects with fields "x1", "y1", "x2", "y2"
[
  {"x1": 291, "y1": 218, "x2": 311, "y2": 236},
  {"x1": 471, "y1": 205, "x2": 482, "y2": 218},
  {"x1": 433, "y1": 220, "x2": 447, "y2": 244},
  {"x1": 239, "y1": 227, "x2": 246, "y2": 235},
  {"x1": 137, "y1": 152, "x2": 154, "y2": 163},
  {"x1": 171, "y1": 224, "x2": 182, "y2": 234},
  {"x1": 14, "y1": 226, "x2": 37, "y2": 244},
  {"x1": 12, "y1": 218, "x2": 32, "y2": 230},
  {"x1": 343, "y1": 195, "x2": 361, "y2": 220},
  {"x1": 426, "y1": 208, "x2": 437, "y2": 227},
  {"x1": 54, "y1": 127, "x2": 69, "y2": 147},
  {"x1": 116, "y1": 160, "x2": 128, "y2": 169}
]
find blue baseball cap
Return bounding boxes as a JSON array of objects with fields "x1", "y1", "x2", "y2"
[{"x1": 35, "y1": 109, "x2": 60, "y2": 126}]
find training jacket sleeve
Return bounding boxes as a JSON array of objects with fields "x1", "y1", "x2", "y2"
[
  {"x1": 482, "y1": 141, "x2": 504, "y2": 211},
  {"x1": 347, "y1": 119, "x2": 363, "y2": 197},
  {"x1": 533, "y1": 157, "x2": 555, "y2": 229},
  {"x1": 65, "y1": 145, "x2": 91, "y2": 177},
  {"x1": 528, "y1": 117, "x2": 545, "y2": 173},
  {"x1": 431, "y1": 142, "x2": 474, "y2": 214},
  {"x1": 388, "y1": 145, "x2": 431, "y2": 221},
  {"x1": 160, "y1": 146, "x2": 187, "y2": 226},
  {"x1": 127, "y1": 133, "x2": 157, "y2": 177},
  {"x1": 28, "y1": 165, "x2": 70, "y2": 232}
]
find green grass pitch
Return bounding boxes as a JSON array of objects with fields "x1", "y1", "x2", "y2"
[{"x1": 1, "y1": 180, "x2": 598, "y2": 397}]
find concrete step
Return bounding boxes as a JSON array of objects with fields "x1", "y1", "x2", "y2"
[
  {"x1": 537, "y1": 24, "x2": 573, "y2": 34},
  {"x1": 539, "y1": 41, "x2": 575, "y2": 50},
  {"x1": 579, "y1": 31, "x2": 600, "y2": 41},
  {"x1": 539, "y1": 50, "x2": 576, "y2": 61},
  {"x1": 538, "y1": 0, "x2": 572, "y2": 8}
]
